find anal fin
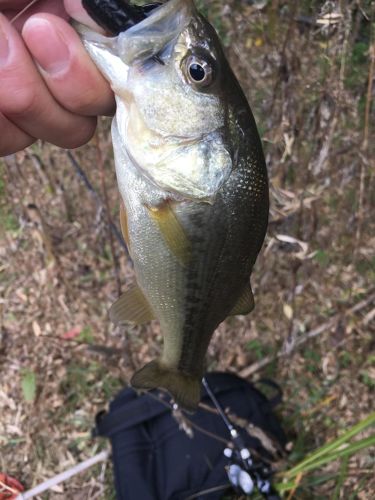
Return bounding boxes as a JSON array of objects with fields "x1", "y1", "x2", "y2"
[
  {"x1": 109, "y1": 284, "x2": 154, "y2": 325},
  {"x1": 229, "y1": 283, "x2": 255, "y2": 316}
]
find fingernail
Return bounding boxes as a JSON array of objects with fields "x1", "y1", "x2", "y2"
[
  {"x1": 23, "y1": 17, "x2": 70, "y2": 75},
  {"x1": 0, "y1": 16, "x2": 10, "y2": 64}
]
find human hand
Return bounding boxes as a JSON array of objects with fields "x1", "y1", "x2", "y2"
[{"x1": 0, "y1": 0, "x2": 115, "y2": 156}]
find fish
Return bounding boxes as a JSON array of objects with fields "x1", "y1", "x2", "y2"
[{"x1": 76, "y1": 0, "x2": 269, "y2": 411}]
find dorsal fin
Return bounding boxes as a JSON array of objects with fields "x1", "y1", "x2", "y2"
[
  {"x1": 229, "y1": 284, "x2": 255, "y2": 316},
  {"x1": 109, "y1": 284, "x2": 154, "y2": 325},
  {"x1": 146, "y1": 201, "x2": 192, "y2": 266}
]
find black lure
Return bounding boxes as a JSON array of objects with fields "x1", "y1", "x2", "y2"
[{"x1": 82, "y1": 0, "x2": 160, "y2": 36}]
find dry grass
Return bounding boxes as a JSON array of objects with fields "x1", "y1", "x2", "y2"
[{"x1": 1, "y1": 0, "x2": 374, "y2": 498}]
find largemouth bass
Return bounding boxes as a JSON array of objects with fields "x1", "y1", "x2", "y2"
[{"x1": 77, "y1": 0, "x2": 269, "y2": 411}]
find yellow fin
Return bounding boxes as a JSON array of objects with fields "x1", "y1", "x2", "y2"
[
  {"x1": 229, "y1": 284, "x2": 255, "y2": 316},
  {"x1": 119, "y1": 202, "x2": 130, "y2": 248},
  {"x1": 146, "y1": 202, "x2": 192, "y2": 266},
  {"x1": 131, "y1": 360, "x2": 201, "y2": 412},
  {"x1": 109, "y1": 284, "x2": 154, "y2": 325}
]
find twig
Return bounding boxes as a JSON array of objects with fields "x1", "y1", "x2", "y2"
[
  {"x1": 16, "y1": 450, "x2": 110, "y2": 500},
  {"x1": 0, "y1": 479, "x2": 20, "y2": 495},
  {"x1": 268, "y1": 0, "x2": 299, "y2": 116},
  {"x1": 240, "y1": 291, "x2": 375, "y2": 378},
  {"x1": 66, "y1": 151, "x2": 128, "y2": 255},
  {"x1": 312, "y1": 4, "x2": 353, "y2": 175},
  {"x1": 95, "y1": 132, "x2": 122, "y2": 296},
  {"x1": 145, "y1": 391, "x2": 229, "y2": 445},
  {"x1": 355, "y1": 15, "x2": 375, "y2": 253},
  {"x1": 286, "y1": 471, "x2": 303, "y2": 500},
  {"x1": 363, "y1": 41, "x2": 375, "y2": 151}
]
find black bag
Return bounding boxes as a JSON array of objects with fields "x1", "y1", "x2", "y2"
[{"x1": 94, "y1": 372, "x2": 286, "y2": 500}]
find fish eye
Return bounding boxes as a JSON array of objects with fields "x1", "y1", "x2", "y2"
[
  {"x1": 184, "y1": 56, "x2": 214, "y2": 87},
  {"x1": 189, "y1": 63, "x2": 205, "y2": 82}
]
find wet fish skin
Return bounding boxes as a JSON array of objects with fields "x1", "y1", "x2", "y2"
[{"x1": 77, "y1": 0, "x2": 268, "y2": 411}]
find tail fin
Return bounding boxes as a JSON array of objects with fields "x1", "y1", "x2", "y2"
[{"x1": 130, "y1": 360, "x2": 201, "y2": 412}]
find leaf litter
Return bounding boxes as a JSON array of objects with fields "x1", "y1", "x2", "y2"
[{"x1": 0, "y1": 0, "x2": 374, "y2": 497}]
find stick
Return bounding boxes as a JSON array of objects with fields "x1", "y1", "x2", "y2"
[
  {"x1": 240, "y1": 291, "x2": 375, "y2": 378},
  {"x1": 66, "y1": 150, "x2": 128, "y2": 255},
  {"x1": 95, "y1": 132, "x2": 122, "y2": 296},
  {"x1": 16, "y1": 451, "x2": 110, "y2": 500}
]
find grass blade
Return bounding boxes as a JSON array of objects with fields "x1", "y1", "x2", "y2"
[
  {"x1": 285, "y1": 433, "x2": 375, "y2": 478},
  {"x1": 284, "y1": 412, "x2": 375, "y2": 477}
]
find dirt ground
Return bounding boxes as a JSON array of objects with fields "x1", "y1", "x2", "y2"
[{"x1": 0, "y1": 0, "x2": 374, "y2": 498}]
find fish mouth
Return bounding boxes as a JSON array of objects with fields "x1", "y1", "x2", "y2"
[
  {"x1": 116, "y1": 0, "x2": 195, "y2": 65},
  {"x1": 76, "y1": 0, "x2": 195, "y2": 70}
]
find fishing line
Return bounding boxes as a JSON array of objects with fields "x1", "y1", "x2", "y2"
[{"x1": 10, "y1": 0, "x2": 41, "y2": 25}]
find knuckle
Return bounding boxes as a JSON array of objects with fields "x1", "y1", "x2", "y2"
[
  {"x1": 65, "y1": 87, "x2": 106, "y2": 116},
  {"x1": 0, "y1": 113, "x2": 34, "y2": 156},
  {"x1": 58, "y1": 61, "x2": 113, "y2": 115},
  {"x1": 4, "y1": 86, "x2": 39, "y2": 117},
  {"x1": 57, "y1": 119, "x2": 97, "y2": 149}
]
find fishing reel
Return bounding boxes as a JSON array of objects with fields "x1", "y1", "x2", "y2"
[
  {"x1": 223, "y1": 432, "x2": 280, "y2": 499},
  {"x1": 202, "y1": 378, "x2": 281, "y2": 500}
]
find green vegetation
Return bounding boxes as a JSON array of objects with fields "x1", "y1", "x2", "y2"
[
  {"x1": 21, "y1": 370, "x2": 37, "y2": 403},
  {"x1": 59, "y1": 360, "x2": 123, "y2": 415},
  {"x1": 0, "y1": 161, "x2": 19, "y2": 232}
]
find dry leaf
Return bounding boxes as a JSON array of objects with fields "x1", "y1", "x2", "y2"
[{"x1": 283, "y1": 304, "x2": 294, "y2": 320}]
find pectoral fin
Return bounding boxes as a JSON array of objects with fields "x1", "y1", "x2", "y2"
[
  {"x1": 229, "y1": 284, "x2": 255, "y2": 316},
  {"x1": 146, "y1": 202, "x2": 192, "y2": 266},
  {"x1": 109, "y1": 284, "x2": 154, "y2": 325}
]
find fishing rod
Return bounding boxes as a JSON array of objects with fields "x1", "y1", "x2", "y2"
[
  {"x1": 81, "y1": 0, "x2": 154, "y2": 35},
  {"x1": 82, "y1": 0, "x2": 164, "y2": 64},
  {"x1": 202, "y1": 377, "x2": 281, "y2": 500}
]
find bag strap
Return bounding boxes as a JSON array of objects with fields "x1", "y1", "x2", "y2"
[{"x1": 93, "y1": 391, "x2": 170, "y2": 438}]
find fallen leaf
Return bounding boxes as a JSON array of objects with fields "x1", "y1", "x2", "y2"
[
  {"x1": 0, "y1": 473, "x2": 24, "y2": 500},
  {"x1": 283, "y1": 304, "x2": 294, "y2": 320},
  {"x1": 62, "y1": 326, "x2": 82, "y2": 340},
  {"x1": 32, "y1": 320, "x2": 41, "y2": 337}
]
